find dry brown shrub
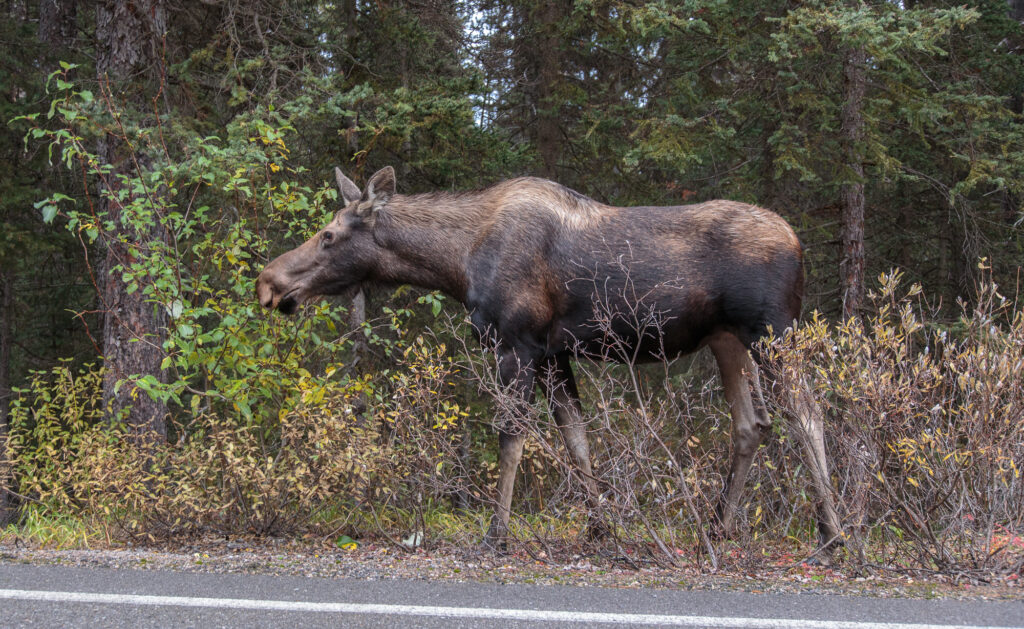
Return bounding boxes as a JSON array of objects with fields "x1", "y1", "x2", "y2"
[
  {"x1": 762, "y1": 270, "x2": 1023, "y2": 574},
  {"x1": 440, "y1": 270, "x2": 1023, "y2": 575},
  {"x1": 5, "y1": 354, "x2": 469, "y2": 542}
]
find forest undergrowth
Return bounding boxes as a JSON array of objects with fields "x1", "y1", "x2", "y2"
[{"x1": 2, "y1": 271, "x2": 1022, "y2": 579}]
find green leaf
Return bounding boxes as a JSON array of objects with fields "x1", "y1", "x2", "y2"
[
  {"x1": 335, "y1": 535, "x2": 358, "y2": 550},
  {"x1": 236, "y1": 398, "x2": 252, "y2": 420},
  {"x1": 41, "y1": 205, "x2": 58, "y2": 223}
]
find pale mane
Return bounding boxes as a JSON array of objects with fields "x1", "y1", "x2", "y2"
[
  {"x1": 383, "y1": 177, "x2": 612, "y2": 232},
  {"x1": 493, "y1": 177, "x2": 610, "y2": 230}
]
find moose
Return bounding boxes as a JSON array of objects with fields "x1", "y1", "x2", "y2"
[{"x1": 256, "y1": 166, "x2": 844, "y2": 560}]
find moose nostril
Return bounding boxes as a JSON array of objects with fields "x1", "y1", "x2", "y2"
[{"x1": 256, "y1": 275, "x2": 276, "y2": 308}]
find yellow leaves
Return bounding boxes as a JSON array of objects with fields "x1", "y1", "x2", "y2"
[{"x1": 752, "y1": 504, "x2": 764, "y2": 528}]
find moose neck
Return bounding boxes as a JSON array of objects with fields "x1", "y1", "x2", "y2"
[{"x1": 370, "y1": 192, "x2": 488, "y2": 302}]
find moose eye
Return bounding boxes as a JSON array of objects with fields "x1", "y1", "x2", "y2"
[{"x1": 321, "y1": 230, "x2": 336, "y2": 246}]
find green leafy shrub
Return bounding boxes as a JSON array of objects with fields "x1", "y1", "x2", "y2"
[
  {"x1": 7, "y1": 363, "x2": 106, "y2": 511},
  {"x1": 5, "y1": 348, "x2": 471, "y2": 540}
]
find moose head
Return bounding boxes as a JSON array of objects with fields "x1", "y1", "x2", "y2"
[{"x1": 256, "y1": 166, "x2": 396, "y2": 314}]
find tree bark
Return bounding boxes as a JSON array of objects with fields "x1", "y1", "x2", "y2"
[
  {"x1": 1010, "y1": 0, "x2": 1024, "y2": 22},
  {"x1": 340, "y1": 0, "x2": 360, "y2": 152},
  {"x1": 0, "y1": 269, "x2": 13, "y2": 525},
  {"x1": 95, "y1": 0, "x2": 169, "y2": 440},
  {"x1": 518, "y1": 0, "x2": 570, "y2": 179},
  {"x1": 38, "y1": 0, "x2": 77, "y2": 46},
  {"x1": 534, "y1": 1, "x2": 563, "y2": 179},
  {"x1": 840, "y1": 44, "x2": 867, "y2": 320},
  {"x1": 1006, "y1": 1, "x2": 1023, "y2": 226}
]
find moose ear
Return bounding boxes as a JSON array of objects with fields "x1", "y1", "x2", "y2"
[
  {"x1": 335, "y1": 167, "x2": 362, "y2": 206},
  {"x1": 355, "y1": 166, "x2": 396, "y2": 218}
]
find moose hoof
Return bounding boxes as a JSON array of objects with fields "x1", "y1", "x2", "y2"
[
  {"x1": 805, "y1": 527, "x2": 844, "y2": 567},
  {"x1": 818, "y1": 525, "x2": 846, "y2": 551},
  {"x1": 709, "y1": 502, "x2": 737, "y2": 541},
  {"x1": 802, "y1": 550, "x2": 834, "y2": 568},
  {"x1": 708, "y1": 523, "x2": 724, "y2": 541}
]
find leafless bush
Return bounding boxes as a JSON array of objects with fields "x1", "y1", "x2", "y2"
[
  {"x1": 439, "y1": 271, "x2": 744, "y2": 569},
  {"x1": 763, "y1": 270, "x2": 1024, "y2": 574}
]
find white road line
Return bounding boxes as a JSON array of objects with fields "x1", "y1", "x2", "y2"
[{"x1": 0, "y1": 588, "x2": 1017, "y2": 629}]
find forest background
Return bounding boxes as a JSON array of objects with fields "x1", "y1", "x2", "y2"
[{"x1": 1, "y1": 0, "x2": 1023, "y2": 576}]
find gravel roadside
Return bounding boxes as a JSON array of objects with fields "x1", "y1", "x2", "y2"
[{"x1": 2, "y1": 539, "x2": 1020, "y2": 602}]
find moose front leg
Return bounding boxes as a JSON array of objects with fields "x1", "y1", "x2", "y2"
[
  {"x1": 484, "y1": 430, "x2": 528, "y2": 548},
  {"x1": 483, "y1": 348, "x2": 537, "y2": 550}
]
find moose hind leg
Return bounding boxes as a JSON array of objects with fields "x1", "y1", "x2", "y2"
[
  {"x1": 538, "y1": 355, "x2": 606, "y2": 539},
  {"x1": 786, "y1": 372, "x2": 843, "y2": 559},
  {"x1": 708, "y1": 332, "x2": 771, "y2": 539}
]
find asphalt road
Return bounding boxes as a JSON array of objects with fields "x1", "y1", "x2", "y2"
[{"x1": 0, "y1": 563, "x2": 1021, "y2": 628}]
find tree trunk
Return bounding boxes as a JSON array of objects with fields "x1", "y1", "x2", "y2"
[
  {"x1": 535, "y1": 1, "x2": 561, "y2": 179},
  {"x1": 95, "y1": 0, "x2": 169, "y2": 440},
  {"x1": 1010, "y1": 0, "x2": 1024, "y2": 22},
  {"x1": 0, "y1": 269, "x2": 14, "y2": 525},
  {"x1": 839, "y1": 44, "x2": 866, "y2": 320},
  {"x1": 38, "y1": 0, "x2": 77, "y2": 46},
  {"x1": 519, "y1": 0, "x2": 569, "y2": 179},
  {"x1": 1006, "y1": 0, "x2": 1023, "y2": 218},
  {"x1": 340, "y1": 0, "x2": 359, "y2": 152}
]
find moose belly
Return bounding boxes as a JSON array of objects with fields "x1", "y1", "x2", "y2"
[{"x1": 546, "y1": 302, "x2": 714, "y2": 363}]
